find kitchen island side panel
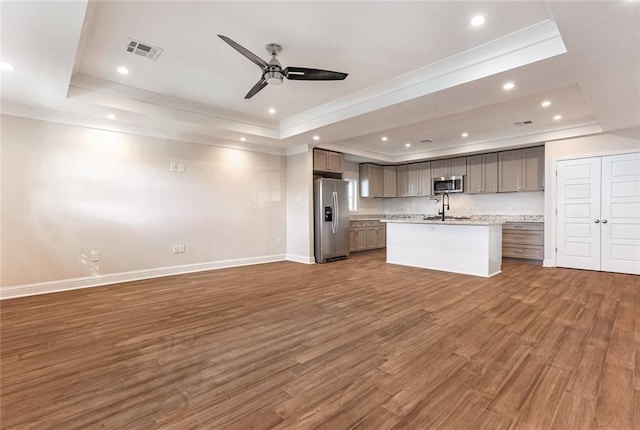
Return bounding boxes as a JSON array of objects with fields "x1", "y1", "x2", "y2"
[{"x1": 385, "y1": 222, "x2": 502, "y2": 277}]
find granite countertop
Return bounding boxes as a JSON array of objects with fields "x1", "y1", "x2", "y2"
[
  {"x1": 381, "y1": 218, "x2": 504, "y2": 226},
  {"x1": 350, "y1": 214, "x2": 544, "y2": 223}
]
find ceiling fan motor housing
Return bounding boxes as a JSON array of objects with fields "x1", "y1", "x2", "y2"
[{"x1": 264, "y1": 44, "x2": 284, "y2": 84}]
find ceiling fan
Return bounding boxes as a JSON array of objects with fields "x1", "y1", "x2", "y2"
[{"x1": 218, "y1": 35, "x2": 349, "y2": 99}]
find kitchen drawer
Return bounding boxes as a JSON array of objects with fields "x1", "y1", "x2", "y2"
[
  {"x1": 502, "y1": 245, "x2": 544, "y2": 260},
  {"x1": 366, "y1": 220, "x2": 383, "y2": 227},
  {"x1": 503, "y1": 230, "x2": 543, "y2": 246},
  {"x1": 502, "y1": 222, "x2": 544, "y2": 262},
  {"x1": 350, "y1": 221, "x2": 367, "y2": 227},
  {"x1": 503, "y1": 222, "x2": 543, "y2": 231}
]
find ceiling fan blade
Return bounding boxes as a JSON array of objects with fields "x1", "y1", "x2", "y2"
[
  {"x1": 283, "y1": 67, "x2": 348, "y2": 81},
  {"x1": 244, "y1": 79, "x2": 268, "y2": 99},
  {"x1": 218, "y1": 35, "x2": 269, "y2": 69}
]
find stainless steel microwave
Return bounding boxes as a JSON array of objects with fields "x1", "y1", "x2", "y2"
[{"x1": 432, "y1": 176, "x2": 464, "y2": 194}]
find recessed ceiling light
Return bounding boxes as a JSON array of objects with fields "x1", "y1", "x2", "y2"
[
  {"x1": 117, "y1": 66, "x2": 129, "y2": 75},
  {"x1": 553, "y1": 114, "x2": 563, "y2": 120},
  {"x1": 405, "y1": 143, "x2": 411, "y2": 148},
  {"x1": 470, "y1": 15, "x2": 486, "y2": 27},
  {"x1": 461, "y1": 133, "x2": 469, "y2": 138},
  {"x1": 381, "y1": 136, "x2": 388, "y2": 141},
  {"x1": 541, "y1": 100, "x2": 551, "y2": 107},
  {"x1": 106, "y1": 113, "x2": 117, "y2": 120},
  {"x1": 1, "y1": 62, "x2": 16, "y2": 72},
  {"x1": 313, "y1": 135, "x2": 320, "y2": 141},
  {"x1": 268, "y1": 108, "x2": 276, "y2": 114},
  {"x1": 240, "y1": 137, "x2": 246, "y2": 142},
  {"x1": 503, "y1": 82, "x2": 515, "y2": 90}
]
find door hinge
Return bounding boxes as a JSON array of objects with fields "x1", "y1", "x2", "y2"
[
  {"x1": 555, "y1": 170, "x2": 558, "y2": 177},
  {"x1": 555, "y1": 247, "x2": 557, "y2": 253},
  {"x1": 555, "y1": 208, "x2": 558, "y2": 215}
]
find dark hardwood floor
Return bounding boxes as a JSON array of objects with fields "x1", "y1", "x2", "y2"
[{"x1": 1, "y1": 250, "x2": 638, "y2": 429}]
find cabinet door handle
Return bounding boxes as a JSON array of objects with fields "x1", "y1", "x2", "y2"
[
  {"x1": 594, "y1": 219, "x2": 600, "y2": 223},
  {"x1": 602, "y1": 219, "x2": 608, "y2": 224}
]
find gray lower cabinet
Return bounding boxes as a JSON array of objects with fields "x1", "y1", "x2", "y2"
[
  {"x1": 349, "y1": 223, "x2": 367, "y2": 251},
  {"x1": 498, "y1": 146, "x2": 544, "y2": 192},
  {"x1": 466, "y1": 153, "x2": 498, "y2": 194},
  {"x1": 502, "y1": 222, "x2": 544, "y2": 260},
  {"x1": 350, "y1": 220, "x2": 386, "y2": 251}
]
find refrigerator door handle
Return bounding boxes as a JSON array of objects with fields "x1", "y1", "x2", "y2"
[
  {"x1": 334, "y1": 191, "x2": 339, "y2": 234},
  {"x1": 332, "y1": 191, "x2": 338, "y2": 233}
]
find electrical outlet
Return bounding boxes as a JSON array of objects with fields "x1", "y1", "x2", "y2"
[
  {"x1": 169, "y1": 163, "x2": 177, "y2": 172},
  {"x1": 90, "y1": 250, "x2": 99, "y2": 262},
  {"x1": 177, "y1": 164, "x2": 185, "y2": 173},
  {"x1": 172, "y1": 245, "x2": 180, "y2": 254},
  {"x1": 276, "y1": 238, "x2": 282, "y2": 245},
  {"x1": 507, "y1": 206, "x2": 513, "y2": 212},
  {"x1": 178, "y1": 244, "x2": 185, "y2": 253},
  {"x1": 466, "y1": 207, "x2": 471, "y2": 213}
]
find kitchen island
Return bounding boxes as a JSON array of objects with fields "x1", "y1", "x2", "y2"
[{"x1": 382, "y1": 218, "x2": 503, "y2": 277}]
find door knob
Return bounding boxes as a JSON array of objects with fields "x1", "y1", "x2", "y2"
[
  {"x1": 594, "y1": 219, "x2": 600, "y2": 223},
  {"x1": 602, "y1": 219, "x2": 608, "y2": 224}
]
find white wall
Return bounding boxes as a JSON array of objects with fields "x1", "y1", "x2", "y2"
[
  {"x1": 286, "y1": 151, "x2": 314, "y2": 263},
  {"x1": 1, "y1": 115, "x2": 287, "y2": 291},
  {"x1": 544, "y1": 129, "x2": 640, "y2": 262}
]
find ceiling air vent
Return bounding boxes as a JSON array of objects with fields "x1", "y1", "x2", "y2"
[
  {"x1": 513, "y1": 120, "x2": 533, "y2": 126},
  {"x1": 126, "y1": 39, "x2": 163, "y2": 61},
  {"x1": 420, "y1": 139, "x2": 432, "y2": 143}
]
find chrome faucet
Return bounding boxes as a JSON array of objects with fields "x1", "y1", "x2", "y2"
[{"x1": 438, "y1": 192, "x2": 450, "y2": 221}]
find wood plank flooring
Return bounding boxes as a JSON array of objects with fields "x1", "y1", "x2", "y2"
[{"x1": 1, "y1": 250, "x2": 639, "y2": 429}]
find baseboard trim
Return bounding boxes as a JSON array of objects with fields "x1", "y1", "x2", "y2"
[
  {"x1": 0, "y1": 254, "x2": 287, "y2": 300},
  {"x1": 286, "y1": 254, "x2": 315, "y2": 264}
]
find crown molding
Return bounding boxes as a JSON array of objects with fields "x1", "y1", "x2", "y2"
[{"x1": 278, "y1": 20, "x2": 567, "y2": 139}]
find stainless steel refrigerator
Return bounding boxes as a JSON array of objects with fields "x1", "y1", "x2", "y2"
[{"x1": 314, "y1": 178, "x2": 350, "y2": 263}]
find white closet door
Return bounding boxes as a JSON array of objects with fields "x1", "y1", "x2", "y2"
[
  {"x1": 557, "y1": 158, "x2": 601, "y2": 270},
  {"x1": 601, "y1": 153, "x2": 640, "y2": 275}
]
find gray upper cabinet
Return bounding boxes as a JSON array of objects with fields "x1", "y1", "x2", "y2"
[
  {"x1": 396, "y1": 165, "x2": 409, "y2": 197},
  {"x1": 431, "y1": 157, "x2": 467, "y2": 178},
  {"x1": 359, "y1": 164, "x2": 383, "y2": 197},
  {"x1": 359, "y1": 145, "x2": 542, "y2": 198},
  {"x1": 466, "y1": 153, "x2": 498, "y2": 194},
  {"x1": 522, "y1": 146, "x2": 545, "y2": 191},
  {"x1": 408, "y1": 162, "x2": 431, "y2": 196},
  {"x1": 313, "y1": 148, "x2": 343, "y2": 174},
  {"x1": 383, "y1": 166, "x2": 397, "y2": 197},
  {"x1": 498, "y1": 146, "x2": 544, "y2": 192}
]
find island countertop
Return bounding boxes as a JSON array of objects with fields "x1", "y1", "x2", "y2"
[
  {"x1": 350, "y1": 214, "x2": 543, "y2": 224},
  {"x1": 381, "y1": 218, "x2": 504, "y2": 226}
]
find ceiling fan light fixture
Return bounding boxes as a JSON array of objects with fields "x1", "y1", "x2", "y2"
[{"x1": 265, "y1": 70, "x2": 284, "y2": 85}]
